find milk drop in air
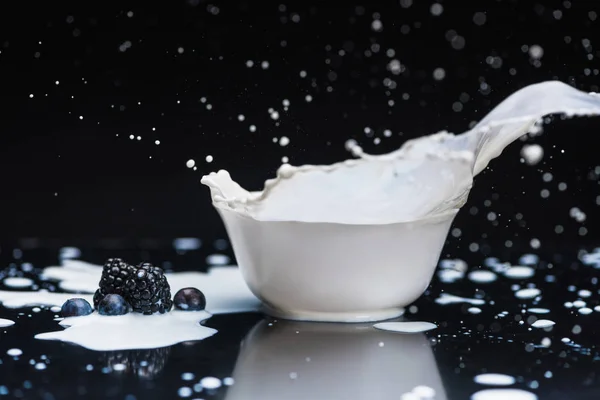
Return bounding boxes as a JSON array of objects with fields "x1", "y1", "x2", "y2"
[
  {"x1": 186, "y1": 159, "x2": 195, "y2": 168},
  {"x1": 520, "y1": 144, "x2": 544, "y2": 165}
]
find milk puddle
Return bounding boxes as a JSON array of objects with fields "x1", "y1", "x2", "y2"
[{"x1": 0, "y1": 259, "x2": 260, "y2": 351}]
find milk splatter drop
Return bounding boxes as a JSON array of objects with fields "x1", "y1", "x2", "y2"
[
  {"x1": 515, "y1": 288, "x2": 541, "y2": 299},
  {"x1": 7, "y1": 348, "x2": 22, "y2": 356},
  {"x1": 435, "y1": 293, "x2": 485, "y2": 305},
  {"x1": 531, "y1": 319, "x2": 555, "y2": 328},
  {"x1": 520, "y1": 144, "x2": 544, "y2": 165},
  {"x1": 373, "y1": 321, "x2": 437, "y2": 333},
  {"x1": 471, "y1": 388, "x2": 537, "y2": 400},
  {"x1": 526, "y1": 308, "x2": 550, "y2": 314},
  {"x1": 200, "y1": 376, "x2": 222, "y2": 390},
  {"x1": 3, "y1": 277, "x2": 34, "y2": 288},
  {"x1": 504, "y1": 266, "x2": 535, "y2": 279},
  {"x1": 0, "y1": 318, "x2": 15, "y2": 328},
  {"x1": 474, "y1": 373, "x2": 516, "y2": 386},
  {"x1": 468, "y1": 270, "x2": 497, "y2": 283},
  {"x1": 186, "y1": 159, "x2": 195, "y2": 168}
]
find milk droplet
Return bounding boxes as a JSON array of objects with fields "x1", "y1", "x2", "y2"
[
  {"x1": 0, "y1": 318, "x2": 15, "y2": 328},
  {"x1": 474, "y1": 373, "x2": 516, "y2": 386},
  {"x1": 373, "y1": 321, "x2": 437, "y2": 333},
  {"x1": 531, "y1": 319, "x2": 555, "y2": 328},
  {"x1": 7, "y1": 348, "x2": 23, "y2": 357},
  {"x1": 279, "y1": 136, "x2": 290, "y2": 146},
  {"x1": 3, "y1": 277, "x2": 34, "y2": 288},
  {"x1": 521, "y1": 144, "x2": 544, "y2": 165},
  {"x1": 186, "y1": 159, "x2": 195, "y2": 168},
  {"x1": 435, "y1": 293, "x2": 485, "y2": 305},
  {"x1": 515, "y1": 288, "x2": 541, "y2": 299},
  {"x1": 206, "y1": 155, "x2": 214, "y2": 163},
  {"x1": 412, "y1": 385, "x2": 436, "y2": 398},
  {"x1": 504, "y1": 266, "x2": 535, "y2": 279},
  {"x1": 200, "y1": 377, "x2": 222, "y2": 389},
  {"x1": 468, "y1": 270, "x2": 497, "y2": 283},
  {"x1": 526, "y1": 308, "x2": 550, "y2": 314},
  {"x1": 472, "y1": 388, "x2": 537, "y2": 400}
]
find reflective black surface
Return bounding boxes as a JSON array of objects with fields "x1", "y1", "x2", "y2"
[{"x1": 1, "y1": 239, "x2": 600, "y2": 399}]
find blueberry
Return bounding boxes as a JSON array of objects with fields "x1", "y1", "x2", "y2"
[
  {"x1": 61, "y1": 298, "x2": 93, "y2": 317},
  {"x1": 173, "y1": 287, "x2": 206, "y2": 311},
  {"x1": 98, "y1": 294, "x2": 130, "y2": 316}
]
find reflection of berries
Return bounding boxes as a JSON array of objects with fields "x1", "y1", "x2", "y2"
[
  {"x1": 174, "y1": 287, "x2": 206, "y2": 311},
  {"x1": 102, "y1": 347, "x2": 171, "y2": 379},
  {"x1": 94, "y1": 259, "x2": 134, "y2": 309},
  {"x1": 61, "y1": 298, "x2": 93, "y2": 317},
  {"x1": 98, "y1": 294, "x2": 130, "y2": 316},
  {"x1": 126, "y1": 263, "x2": 172, "y2": 315}
]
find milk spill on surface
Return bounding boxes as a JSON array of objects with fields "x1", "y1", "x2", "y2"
[
  {"x1": 37, "y1": 259, "x2": 260, "y2": 314},
  {"x1": 373, "y1": 321, "x2": 437, "y2": 333},
  {"x1": 201, "y1": 81, "x2": 600, "y2": 225},
  {"x1": 471, "y1": 389, "x2": 537, "y2": 400},
  {"x1": 0, "y1": 318, "x2": 15, "y2": 328},
  {"x1": 0, "y1": 259, "x2": 260, "y2": 351},
  {"x1": 473, "y1": 374, "x2": 516, "y2": 386},
  {"x1": 35, "y1": 312, "x2": 216, "y2": 351}
]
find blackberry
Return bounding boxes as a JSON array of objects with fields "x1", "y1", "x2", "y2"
[
  {"x1": 94, "y1": 258, "x2": 134, "y2": 309},
  {"x1": 126, "y1": 263, "x2": 173, "y2": 315}
]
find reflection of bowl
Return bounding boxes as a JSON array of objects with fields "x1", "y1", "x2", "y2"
[
  {"x1": 224, "y1": 319, "x2": 447, "y2": 400},
  {"x1": 217, "y1": 207, "x2": 457, "y2": 322}
]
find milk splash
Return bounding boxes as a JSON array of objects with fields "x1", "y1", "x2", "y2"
[{"x1": 202, "y1": 81, "x2": 600, "y2": 224}]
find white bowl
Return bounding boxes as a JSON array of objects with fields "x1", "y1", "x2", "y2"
[
  {"x1": 224, "y1": 319, "x2": 448, "y2": 400},
  {"x1": 216, "y1": 207, "x2": 457, "y2": 322},
  {"x1": 203, "y1": 81, "x2": 600, "y2": 323}
]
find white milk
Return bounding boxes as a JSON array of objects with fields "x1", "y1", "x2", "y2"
[{"x1": 202, "y1": 82, "x2": 600, "y2": 225}]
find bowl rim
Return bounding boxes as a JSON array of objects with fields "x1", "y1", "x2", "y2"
[{"x1": 214, "y1": 204, "x2": 459, "y2": 227}]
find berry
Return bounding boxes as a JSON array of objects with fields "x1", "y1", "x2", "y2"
[
  {"x1": 94, "y1": 258, "x2": 134, "y2": 309},
  {"x1": 61, "y1": 298, "x2": 93, "y2": 317},
  {"x1": 125, "y1": 263, "x2": 172, "y2": 315},
  {"x1": 98, "y1": 294, "x2": 130, "y2": 316},
  {"x1": 173, "y1": 287, "x2": 206, "y2": 311}
]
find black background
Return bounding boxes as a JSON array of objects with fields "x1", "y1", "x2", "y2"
[
  {"x1": 1, "y1": 0, "x2": 599, "y2": 251},
  {"x1": 2, "y1": 2, "x2": 600, "y2": 399}
]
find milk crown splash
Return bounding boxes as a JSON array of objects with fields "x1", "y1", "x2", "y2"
[{"x1": 202, "y1": 81, "x2": 600, "y2": 224}]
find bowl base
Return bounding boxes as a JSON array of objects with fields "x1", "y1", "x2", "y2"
[{"x1": 261, "y1": 304, "x2": 405, "y2": 323}]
